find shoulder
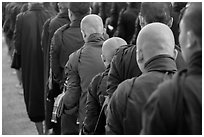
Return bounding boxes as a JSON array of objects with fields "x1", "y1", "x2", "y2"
[
  {"x1": 149, "y1": 70, "x2": 186, "y2": 106},
  {"x1": 53, "y1": 23, "x2": 70, "y2": 37},
  {"x1": 113, "y1": 78, "x2": 136, "y2": 99},
  {"x1": 49, "y1": 15, "x2": 62, "y2": 27},
  {"x1": 113, "y1": 44, "x2": 135, "y2": 63},
  {"x1": 90, "y1": 73, "x2": 103, "y2": 86},
  {"x1": 16, "y1": 12, "x2": 23, "y2": 19},
  {"x1": 153, "y1": 79, "x2": 174, "y2": 100},
  {"x1": 52, "y1": 23, "x2": 70, "y2": 42},
  {"x1": 115, "y1": 44, "x2": 134, "y2": 55},
  {"x1": 66, "y1": 47, "x2": 84, "y2": 66},
  {"x1": 110, "y1": 78, "x2": 136, "y2": 113},
  {"x1": 43, "y1": 17, "x2": 52, "y2": 27}
]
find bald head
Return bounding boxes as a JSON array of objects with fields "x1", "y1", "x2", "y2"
[
  {"x1": 102, "y1": 37, "x2": 127, "y2": 67},
  {"x1": 183, "y1": 2, "x2": 202, "y2": 43},
  {"x1": 136, "y1": 23, "x2": 175, "y2": 70},
  {"x1": 81, "y1": 14, "x2": 104, "y2": 40}
]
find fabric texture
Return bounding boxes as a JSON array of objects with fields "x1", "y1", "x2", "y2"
[
  {"x1": 82, "y1": 67, "x2": 109, "y2": 134},
  {"x1": 106, "y1": 54, "x2": 177, "y2": 135},
  {"x1": 14, "y1": 3, "x2": 52, "y2": 122},
  {"x1": 141, "y1": 51, "x2": 202, "y2": 135},
  {"x1": 63, "y1": 33, "x2": 106, "y2": 129}
]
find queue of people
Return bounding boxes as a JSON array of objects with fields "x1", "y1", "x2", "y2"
[{"x1": 2, "y1": 2, "x2": 202, "y2": 135}]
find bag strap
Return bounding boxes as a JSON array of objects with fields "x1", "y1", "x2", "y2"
[{"x1": 174, "y1": 70, "x2": 187, "y2": 134}]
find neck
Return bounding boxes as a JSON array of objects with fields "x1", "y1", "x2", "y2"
[{"x1": 144, "y1": 54, "x2": 177, "y2": 73}]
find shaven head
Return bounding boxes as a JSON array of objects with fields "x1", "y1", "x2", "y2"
[
  {"x1": 179, "y1": 3, "x2": 202, "y2": 62},
  {"x1": 136, "y1": 22, "x2": 175, "y2": 72},
  {"x1": 102, "y1": 37, "x2": 127, "y2": 68},
  {"x1": 80, "y1": 14, "x2": 104, "y2": 42}
]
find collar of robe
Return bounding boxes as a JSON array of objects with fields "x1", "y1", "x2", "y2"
[
  {"x1": 70, "y1": 18, "x2": 83, "y2": 28},
  {"x1": 187, "y1": 51, "x2": 202, "y2": 75},
  {"x1": 86, "y1": 33, "x2": 105, "y2": 46},
  {"x1": 57, "y1": 10, "x2": 69, "y2": 19},
  {"x1": 144, "y1": 54, "x2": 177, "y2": 73}
]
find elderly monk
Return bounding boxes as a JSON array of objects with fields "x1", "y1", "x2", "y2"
[
  {"x1": 63, "y1": 14, "x2": 107, "y2": 133},
  {"x1": 141, "y1": 2, "x2": 202, "y2": 135},
  {"x1": 106, "y1": 23, "x2": 177, "y2": 135},
  {"x1": 82, "y1": 37, "x2": 127, "y2": 135}
]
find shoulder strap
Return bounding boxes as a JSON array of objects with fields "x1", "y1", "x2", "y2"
[
  {"x1": 173, "y1": 69, "x2": 187, "y2": 134},
  {"x1": 127, "y1": 77, "x2": 137, "y2": 98}
]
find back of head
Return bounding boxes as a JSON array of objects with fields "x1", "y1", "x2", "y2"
[
  {"x1": 102, "y1": 37, "x2": 127, "y2": 62},
  {"x1": 102, "y1": 37, "x2": 127, "y2": 67},
  {"x1": 81, "y1": 14, "x2": 104, "y2": 38},
  {"x1": 182, "y1": 2, "x2": 202, "y2": 45},
  {"x1": 136, "y1": 23, "x2": 175, "y2": 71},
  {"x1": 140, "y1": 2, "x2": 172, "y2": 25},
  {"x1": 68, "y1": 2, "x2": 91, "y2": 18}
]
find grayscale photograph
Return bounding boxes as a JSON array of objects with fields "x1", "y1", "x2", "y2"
[{"x1": 2, "y1": 2, "x2": 202, "y2": 135}]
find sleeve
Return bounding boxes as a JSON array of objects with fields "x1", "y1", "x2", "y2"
[
  {"x1": 13, "y1": 13, "x2": 22, "y2": 55},
  {"x1": 62, "y1": 51, "x2": 82, "y2": 114},
  {"x1": 141, "y1": 82, "x2": 173, "y2": 135},
  {"x1": 106, "y1": 82, "x2": 127, "y2": 135},
  {"x1": 83, "y1": 74, "x2": 101, "y2": 134},
  {"x1": 50, "y1": 31, "x2": 62, "y2": 84},
  {"x1": 106, "y1": 53, "x2": 122, "y2": 96}
]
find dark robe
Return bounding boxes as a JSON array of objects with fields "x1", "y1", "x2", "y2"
[
  {"x1": 106, "y1": 55, "x2": 177, "y2": 134},
  {"x1": 107, "y1": 44, "x2": 186, "y2": 97},
  {"x1": 106, "y1": 44, "x2": 142, "y2": 96},
  {"x1": 41, "y1": 9, "x2": 70, "y2": 133},
  {"x1": 14, "y1": 3, "x2": 51, "y2": 122},
  {"x1": 82, "y1": 67, "x2": 109, "y2": 135},
  {"x1": 114, "y1": 4, "x2": 140, "y2": 44},
  {"x1": 50, "y1": 18, "x2": 84, "y2": 89},
  {"x1": 63, "y1": 33, "x2": 106, "y2": 133},
  {"x1": 50, "y1": 17, "x2": 85, "y2": 135},
  {"x1": 141, "y1": 51, "x2": 202, "y2": 135}
]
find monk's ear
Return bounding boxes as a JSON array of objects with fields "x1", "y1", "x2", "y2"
[
  {"x1": 101, "y1": 54, "x2": 105, "y2": 63},
  {"x1": 139, "y1": 15, "x2": 146, "y2": 28},
  {"x1": 89, "y1": 7, "x2": 92, "y2": 14},
  {"x1": 81, "y1": 30, "x2": 86, "y2": 41},
  {"x1": 186, "y1": 31, "x2": 199, "y2": 50},
  {"x1": 173, "y1": 48, "x2": 178, "y2": 60},
  {"x1": 137, "y1": 49, "x2": 144, "y2": 64},
  {"x1": 167, "y1": 17, "x2": 173, "y2": 28}
]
